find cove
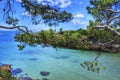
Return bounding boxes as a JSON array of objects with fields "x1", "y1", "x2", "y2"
[{"x1": 0, "y1": 31, "x2": 120, "y2": 80}]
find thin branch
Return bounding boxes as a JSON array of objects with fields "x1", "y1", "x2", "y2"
[
  {"x1": 3, "y1": 0, "x2": 14, "y2": 19},
  {"x1": 0, "y1": 25, "x2": 29, "y2": 33},
  {"x1": 102, "y1": 40, "x2": 115, "y2": 46},
  {"x1": 108, "y1": 16, "x2": 120, "y2": 23},
  {"x1": 106, "y1": 9, "x2": 120, "y2": 13}
]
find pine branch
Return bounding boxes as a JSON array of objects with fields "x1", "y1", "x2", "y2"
[{"x1": 0, "y1": 25, "x2": 29, "y2": 33}]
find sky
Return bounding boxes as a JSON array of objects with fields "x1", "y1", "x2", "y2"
[{"x1": 0, "y1": 0, "x2": 93, "y2": 31}]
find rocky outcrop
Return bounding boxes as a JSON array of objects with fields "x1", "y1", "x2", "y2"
[{"x1": 0, "y1": 64, "x2": 11, "y2": 71}]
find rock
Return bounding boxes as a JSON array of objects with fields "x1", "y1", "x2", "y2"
[
  {"x1": 12, "y1": 68, "x2": 23, "y2": 76},
  {"x1": 113, "y1": 44, "x2": 120, "y2": 48},
  {"x1": 0, "y1": 77, "x2": 3, "y2": 80},
  {"x1": 40, "y1": 71, "x2": 50, "y2": 76},
  {"x1": 0, "y1": 64, "x2": 11, "y2": 71}
]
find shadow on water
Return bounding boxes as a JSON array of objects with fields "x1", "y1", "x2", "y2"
[
  {"x1": 29, "y1": 58, "x2": 38, "y2": 61},
  {"x1": 51, "y1": 55, "x2": 71, "y2": 59}
]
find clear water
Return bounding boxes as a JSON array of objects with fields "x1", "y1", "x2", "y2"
[{"x1": 0, "y1": 31, "x2": 120, "y2": 80}]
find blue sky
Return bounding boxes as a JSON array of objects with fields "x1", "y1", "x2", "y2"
[{"x1": 0, "y1": 0, "x2": 93, "y2": 31}]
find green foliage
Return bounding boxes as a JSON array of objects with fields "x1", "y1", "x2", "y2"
[
  {"x1": 15, "y1": 27, "x2": 120, "y2": 51},
  {"x1": 92, "y1": 29, "x2": 115, "y2": 42},
  {"x1": 86, "y1": 0, "x2": 120, "y2": 43},
  {"x1": 81, "y1": 60, "x2": 105, "y2": 73},
  {"x1": 15, "y1": 29, "x2": 89, "y2": 50},
  {"x1": 0, "y1": 0, "x2": 72, "y2": 26},
  {"x1": 20, "y1": 0, "x2": 73, "y2": 26},
  {"x1": 59, "y1": 28, "x2": 63, "y2": 35},
  {"x1": 87, "y1": 0, "x2": 120, "y2": 26},
  {"x1": 5, "y1": 16, "x2": 19, "y2": 26},
  {"x1": 87, "y1": 20, "x2": 100, "y2": 33},
  {"x1": 13, "y1": 0, "x2": 120, "y2": 52},
  {"x1": 17, "y1": 44, "x2": 25, "y2": 50},
  {"x1": 0, "y1": 69, "x2": 17, "y2": 80}
]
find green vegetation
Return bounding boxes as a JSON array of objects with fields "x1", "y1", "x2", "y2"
[
  {"x1": 15, "y1": 28, "x2": 87, "y2": 49},
  {"x1": 0, "y1": 0, "x2": 72, "y2": 32},
  {"x1": 0, "y1": 0, "x2": 119, "y2": 52},
  {"x1": 14, "y1": 0, "x2": 120, "y2": 52},
  {"x1": 15, "y1": 27, "x2": 120, "y2": 52},
  {"x1": 0, "y1": 69, "x2": 17, "y2": 80}
]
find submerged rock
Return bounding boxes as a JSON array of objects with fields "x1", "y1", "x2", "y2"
[
  {"x1": 52, "y1": 55, "x2": 70, "y2": 59},
  {"x1": 12, "y1": 68, "x2": 23, "y2": 76},
  {"x1": 29, "y1": 58, "x2": 38, "y2": 61},
  {"x1": 40, "y1": 71, "x2": 50, "y2": 76}
]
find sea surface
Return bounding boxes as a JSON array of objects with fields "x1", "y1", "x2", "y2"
[{"x1": 0, "y1": 31, "x2": 120, "y2": 80}]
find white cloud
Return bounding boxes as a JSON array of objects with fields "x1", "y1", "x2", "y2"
[
  {"x1": 22, "y1": 11, "x2": 31, "y2": 16},
  {"x1": 55, "y1": 0, "x2": 71, "y2": 8},
  {"x1": 16, "y1": 0, "x2": 71, "y2": 8},
  {"x1": 79, "y1": 2, "x2": 83, "y2": 4},
  {"x1": 16, "y1": 0, "x2": 22, "y2": 2},
  {"x1": 74, "y1": 13, "x2": 84, "y2": 18},
  {"x1": 72, "y1": 13, "x2": 86, "y2": 25},
  {"x1": 72, "y1": 19, "x2": 87, "y2": 25},
  {"x1": 36, "y1": 0, "x2": 54, "y2": 4}
]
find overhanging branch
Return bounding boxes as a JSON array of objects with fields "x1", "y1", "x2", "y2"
[
  {"x1": 90, "y1": 25, "x2": 120, "y2": 37},
  {"x1": 0, "y1": 25, "x2": 29, "y2": 33}
]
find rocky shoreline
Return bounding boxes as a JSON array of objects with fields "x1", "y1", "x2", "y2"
[
  {"x1": 58, "y1": 43, "x2": 120, "y2": 53},
  {"x1": 89, "y1": 43, "x2": 120, "y2": 53}
]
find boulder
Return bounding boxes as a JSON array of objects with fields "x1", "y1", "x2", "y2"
[{"x1": 40, "y1": 71, "x2": 50, "y2": 76}]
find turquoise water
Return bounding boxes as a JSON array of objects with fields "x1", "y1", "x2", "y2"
[{"x1": 0, "y1": 31, "x2": 120, "y2": 80}]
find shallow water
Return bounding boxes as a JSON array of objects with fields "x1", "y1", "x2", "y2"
[{"x1": 0, "y1": 31, "x2": 120, "y2": 80}]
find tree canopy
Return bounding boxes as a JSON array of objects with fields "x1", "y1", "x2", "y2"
[
  {"x1": 0, "y1": 0, "x2": 72, "y2": 32},
  {"x1": 86, "y1": 0, "x2": 120, "y2": 37}
]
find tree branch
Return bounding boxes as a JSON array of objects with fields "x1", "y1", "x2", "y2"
[
  {"x1": 106, "y1": 9, "x2": 120, "y2": 13},
  {"x1": 3, "y1": 0, "x2": 14, "y2": 19},
  {"x1": 0, "y1": 25, "x2": 29, "y2": 33},
  {"x1": 102, "y1": 40, "x2": 115, "y2": 46},
  {"x1": 108, "y1": 16, "x2": 120, "y2": 24},
  {"x1": 90, "y1": 25, "x2": 120, "y2": 37}
]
